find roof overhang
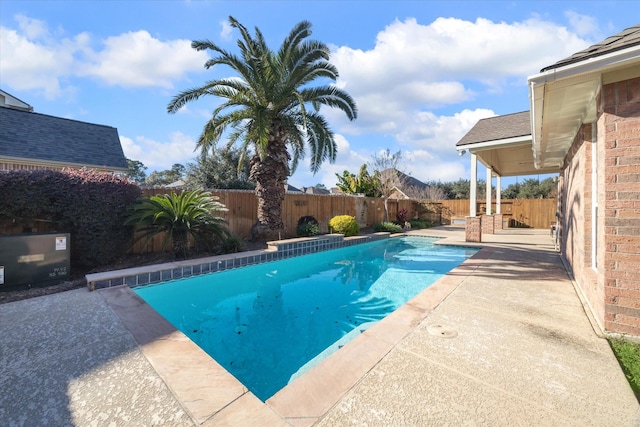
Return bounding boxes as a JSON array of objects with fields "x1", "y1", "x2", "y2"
[
  {"x1": 0, "y1": 155, "x2": 128, "y2": 173},
  {"x1": 456, "y1": 135, "x2": 560, "y2": 177},
  {"x1": 528, "y1": 44, "x2": 640, "y2": 169}
]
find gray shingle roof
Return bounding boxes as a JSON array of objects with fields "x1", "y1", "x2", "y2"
[
  {"x1": 0, "y1": 106, "x2": 127, "y2": 170},
  {"x1": 541, "y1": 24, "x2": 640, "y2": 72},
  {"x1": 456, "y1": 111, "x2": 530, "y2": 147}
]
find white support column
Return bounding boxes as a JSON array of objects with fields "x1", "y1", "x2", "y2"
[
  {"x1": 496, "y1": 175, "x2": 502, "y2": 214},
  {"x1": 470, "y1": 153, "x2": 477, "y2": 217},
  {"x1": 485, "y1": 167, "x2": 492, "y2": 216}
]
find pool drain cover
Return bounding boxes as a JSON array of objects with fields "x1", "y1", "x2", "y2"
[{"x1": 427, "y1": 324, "x2": 458, "y2": 338}]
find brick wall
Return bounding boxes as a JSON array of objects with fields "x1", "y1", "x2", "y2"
[
  {"x1": 561, "y1": 123, "x2": 603, "y2": 325},
  {"x1": 481, "y1": 215, "x2": 494, "y2": 234},
  {"x1": 465, "y1": 216, "x2": 481, "y2": 242},
  {"x1": 494, "y1": 214, "x2": 504, "y2": 230},
  {"x1": 602, "y1": 77, "x2": 640, "y2": 336}
]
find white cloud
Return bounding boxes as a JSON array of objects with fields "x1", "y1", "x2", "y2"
[
  {"x1": 0, "y1": 15, "x2": 209, "y2": 97},
  {"x1": 290, "y1": 108, "x2": 495, "y2": 187},
  {"x1": 120, "y1": 132, "x2": 198, "y2": 172},
  {"x1": 15, "y1": 14, "x2": 48, "y2": 39},
  {"x1": 0, "y1": 26, "x2": 77, "y2": 98},
  {"x1": 289, "y1": 134, "x2": 369, "y2": 189},
  {"x1": 79, "y1": 30, "x2": 208, "y2": 88},
  {"x1": 565, "y1": 11, "x2": 600, "y2": 37},
  {"x1": 397, "y1": 108, "x2": 495, "y2": 152},
  {"x1": 220, "y1": 20, "x2": 234, "y2": 41},
  {"x1": 328, "y1": 16, "x2": 593, "y2": 141}
]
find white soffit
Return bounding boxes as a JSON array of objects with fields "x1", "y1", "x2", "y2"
[{"x1": 529, "y1": 45, "x2": 640, "y2": 169}]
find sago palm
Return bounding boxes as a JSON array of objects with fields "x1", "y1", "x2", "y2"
[
  {"x1": 168, "y1": 16, "x2": 357, "y2": 240},
  {"x1": 126, "y1": 190, "x2": 229, "y2": 259}
]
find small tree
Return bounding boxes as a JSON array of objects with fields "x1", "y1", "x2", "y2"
[
  {"x1": 369, "y1": 149, "x2": 405, "y2": 222},
  {"x1": 185, "y1": 148, "x2": 255, "y2": 190},
  {"x1": 145, "y1": 164, "x2": 186, "y2": 187},
  {"x1": 335, "y1": 164, "x2": 381, "y2": 197},
  {"x1": 403, "y1": 184, "x2": 446, "y2": 201},
  {"x1": 126, "y1": 158, "x2": 148, "y2": 184}
]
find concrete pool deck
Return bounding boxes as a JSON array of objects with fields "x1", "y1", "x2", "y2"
[{"x1": 1, "y1": 227, "x2": 638, "y2": 425}]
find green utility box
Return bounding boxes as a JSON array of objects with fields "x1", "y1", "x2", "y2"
[{"x1": 0, "y1": 232, "x2": 71, "y2": 292}]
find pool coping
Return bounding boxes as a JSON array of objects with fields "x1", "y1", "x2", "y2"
[
  {"x1": 87, "y1": 232, "x2": 392, "y2": 291},
  {"x1": 98, "y1": 233, "x2": 485, "y2": 426}
]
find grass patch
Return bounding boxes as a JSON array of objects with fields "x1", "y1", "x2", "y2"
[{"x1": 609, "y1": 338, "x2": 640, "y2": 401}]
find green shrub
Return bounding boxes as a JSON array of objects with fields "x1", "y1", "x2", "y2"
[
  {"x1": 373, "y1": 222, "x2": 403, "y2": 233},
  {"x1": 0, "y1": 169, "x2": 140, "y2": 269},
  {"x1": 297, "y1": 216, "x2": 320, "y2": 237},
  {"x1": 126, "y1": 190, "x2": 230, "y2": 259},
  {"x1": 297, "y1": 221, "x2": 319, "y2": 237},
  {"x1": 222, "y1": 234, "x2": 244, "y2": 253},
  {"x1": 409, "y1": 219, "x2": 432, "y2": 229},
  {"x1": 328, "y1": 215, "x2": 359, "y2": 237}
]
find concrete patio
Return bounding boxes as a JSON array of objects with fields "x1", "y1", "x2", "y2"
[{"x1": 1, "y1": 227, "x2": 638, "y2": 426}]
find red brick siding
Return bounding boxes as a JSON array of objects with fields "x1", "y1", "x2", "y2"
[
  {"x1": 481, "y1": 215, "x2": 494, "y2": 234},
  {"x1": 465, "y1": 216, "x2": 481, "y2": 242},
  {"x1": 602, "y1": 77, "x2": 640, "y2": 336},
  {"x1": 494, "y1": 214, "x2": 504, "y2": 230},
  {"x1": 560, "y1": 123, "x2": 603, "y2": 324}
]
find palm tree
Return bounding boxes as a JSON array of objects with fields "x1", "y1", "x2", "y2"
[{"x1": 167, "y1": 16, "x2": 357, "y2": 240}]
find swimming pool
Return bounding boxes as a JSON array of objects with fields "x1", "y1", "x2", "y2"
[{"x1": 134, "y1": 236, "x2": 477, "y2": 400}]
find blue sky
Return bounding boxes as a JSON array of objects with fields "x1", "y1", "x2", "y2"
[{"x1": 1, "y1": 1, "x2": 638, "y2": 189}]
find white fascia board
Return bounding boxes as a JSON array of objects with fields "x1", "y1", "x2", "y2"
[{"x1": 457, "y1": 135, "x2": 531, "y2": 153}]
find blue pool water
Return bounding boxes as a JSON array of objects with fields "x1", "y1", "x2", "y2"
[{"x1": 134, "y1": 236, "x2": 477, "y2": 400}]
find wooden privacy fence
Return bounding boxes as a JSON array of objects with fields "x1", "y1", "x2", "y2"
[
  {"x1": 138, "y1": 189, "x2": 555, "y2": 241},
  {"x1": 437, "y1": 198, "x2": 558, "y2": 229},
  {"x1": 139, "y1": 188, "x2": 416, "y2": 239}
]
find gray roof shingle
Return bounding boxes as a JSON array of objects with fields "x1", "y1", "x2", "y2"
[
  {"x1": 456, "y1": 111, "x2": 530, "y2": 147},
  {"x1": 0, "y1": 106, "x2": 127, "y2": 170},
  {"x1": 541, "y1": 24, "x2": 640, "y2": 72}
]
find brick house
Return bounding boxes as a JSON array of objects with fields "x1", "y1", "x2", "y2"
[
  {"x1": 529, "y1": 25, "x2": 640, "y2": 337},
  {"x1": 457, "y1": 25, "x2": 640, "y2": 337},
  {"x1": 0, "y1": 90, "x2": 128, "y2": 173}
]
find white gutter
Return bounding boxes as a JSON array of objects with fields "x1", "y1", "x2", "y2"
[{"x1": 528, "y1": 44, "x2": 640, "y2": 85}]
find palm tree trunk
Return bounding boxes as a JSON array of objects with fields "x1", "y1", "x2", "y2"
[
  {"x1": 250, "y1": 125, "x2": 290, "y2": 241},
  {"x1": 172, "y1": 228, "x2": 189, "y2": 259}
]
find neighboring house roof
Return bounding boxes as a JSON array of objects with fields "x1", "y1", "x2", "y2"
[
  {"x1": 456, "y1": 111, "x2": 530, "y2": 147},
  {"x1": 395, "y1": 170, "x2": 427, "y2": 189},
  {"x1": 165, "y1": 179, "x2": 185, "y2": 188},
  {"x1": 0, "y1": 106, "x2": 128, "y2": 171},
  {"x1": 303, "y1": 186, "x2": 331, "y2": 195},
  {"x1": 0, "y1": 89, "x2": 33, "y2": 112},
  {"x1": 388, "y1": 186, "x2": 409, "y2": 200},
  {"x1": 529, "y1": 24, "x2": 640, "y2": 169},
  {"x1": 541, "y1": 24, "x2": 640, "y2": 72},
  {"x1": 285, "y1": 183, "x2": 303, "y2": 193}
]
